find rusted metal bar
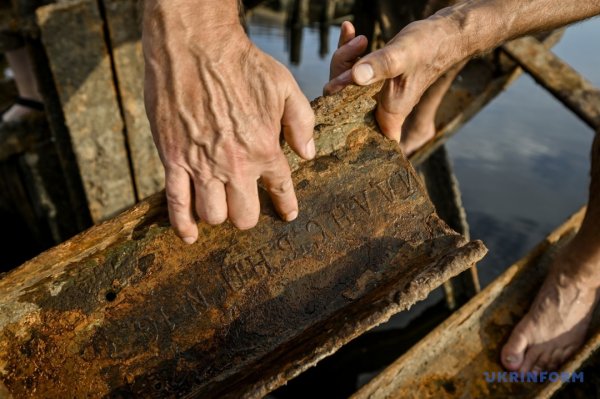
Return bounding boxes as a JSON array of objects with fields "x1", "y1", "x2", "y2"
[
  {"x1": 352, "y1": 208, "x2": 591, "y2": 399},
  {"x1": 503, "y1": 36, "x2": 600, "y2": 131},
  {"x1": 0, "y1": 84, "x2": 486, "y2": 398}
]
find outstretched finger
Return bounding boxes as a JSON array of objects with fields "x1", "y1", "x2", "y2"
[
  {"x1": 165, "y1": 165, "x2": 198, "y2": 244},
  {"x1": 262, "y1": 151, "x2": 298, "y2": 222},
  {"x1": 338, "y1": 21, "x2": 356, "y2": 48},
  {"x1": 282, "y1": 79, "x2": 316, "y2": 160}
]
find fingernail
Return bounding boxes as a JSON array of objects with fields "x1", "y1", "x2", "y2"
[
  {"x1": 505, "y1": 355, "x2": 518, "y2": 364},
  {"x1": 306, "y1": 138, "x2": 316, "y2": 159},
  {"x1": 182, "y1": 236, "x2": 196, "y2": 244},
  {"x1": 354, "y1": 63, "x2": 374, "y2": 84},
  {"x1": 284, "y1": 210, "x2": 298, "y2": 221}
]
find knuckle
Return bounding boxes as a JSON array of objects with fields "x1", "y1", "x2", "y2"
[
  {"x1": 380, "y1": 50, "x2": 398, "y2": 77},
  {"x1": 268, "y1": 176, "x2": 294, "y2": 196},
  {"x1": 166, "y1": 190, "x2": 189, "y2": 210}
]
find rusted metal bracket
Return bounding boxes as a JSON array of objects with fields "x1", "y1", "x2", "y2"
[
  {"x1": 503, "y1": 36, "x2": 600, "y2": 131},
  {"x1": 0, "y1": 84, "x2": 486, "y2": 398}
]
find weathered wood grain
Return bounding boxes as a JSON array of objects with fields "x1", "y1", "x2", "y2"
[
  {"x1": 0, "y1": 84, "x2": 486, "y2": 398},
  {"x1": 504, "y1": 36, "x2": 600, "y2": 131},
  {"x1": 102, "y1": 0, "x2": 165, "y2": 200},
  {"x1": 36, "y1": 0, "x2": 136, "y2": 222}
]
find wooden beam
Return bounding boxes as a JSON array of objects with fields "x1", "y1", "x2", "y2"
[
  {"x1": 0, "y1": 84, "x2": 486, "y2": 398},
  {"x1": 503, "y1": 36, "x2": 600, "y2": 131},
  {"x1": 36, "y1": 0, "x2": 136, "y2": 222},
  {"x1": 102, "y1": 0, "x2": 165, "y2": 200}
]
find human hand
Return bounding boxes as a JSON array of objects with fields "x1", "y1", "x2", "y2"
[
  {"x1": 143, "y1": 18, "x2": 315, "y2": 243},
  {"x1": 323, "y1": 21, "x2": 368, "y2": 96},
  {"x1": 350, "y1": 18, "x2": 464, "y2": 142}
]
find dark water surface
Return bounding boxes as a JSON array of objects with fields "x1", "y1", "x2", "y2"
[{"x1": 248, "y1": 12, "x2": 600, "y2": 288}]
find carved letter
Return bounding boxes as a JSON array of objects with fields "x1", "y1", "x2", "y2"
[
  {"x1": 277, "y1": 234, "x2": 297, "y2": 261},
  {"x1": 246, "y1": 246, "x2": 274, "y2": 276},
  {"x1": 160, "y1": 306, "x2": 176, "y2": 332},
  {"x1": 373, "y1": 178, "x2": 396, "y2": 203},
  {"x1": 185, "y1": 286, "x2": 210, "y2": 314},
  {"x1": 330, "y1": 204, "x2": 353, "y2": 229},
  {"x1": 351, "y1": 190, "x2": 372, "y2": 215}
]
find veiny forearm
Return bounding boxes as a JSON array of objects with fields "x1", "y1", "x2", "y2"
[
  {"x1": 142, "y1": 0, "x2": 243, "y2": 54},
  {"x1": 434, "y1": 0, "x2": 600, "y2": 62}
]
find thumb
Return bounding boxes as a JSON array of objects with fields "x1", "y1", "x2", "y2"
[{"x1": 352, "y1": 45, "x2": 404, "y2": 86}]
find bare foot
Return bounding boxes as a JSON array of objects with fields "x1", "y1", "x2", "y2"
[{"x1": 501, "y1": 243, "x2": 600, "y2": 372}]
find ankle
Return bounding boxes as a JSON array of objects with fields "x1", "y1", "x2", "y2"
[{"x1": 555, "y1": 237, "x2": 600, "y2": 289}]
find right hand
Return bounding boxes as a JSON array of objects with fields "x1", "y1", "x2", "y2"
[
  {"x1": 143, "y1": 19, "x2": 315, "y2": 244},
  {"x1": 350, "y1": 17, "x2": 464, "y2": 142}
]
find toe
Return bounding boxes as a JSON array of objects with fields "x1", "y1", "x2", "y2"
[
  {"x1": 550, "y1": 345, "x2": 575, "y2": 370},
  {"x1": 519, "y1": 346, "x2": 542, "y2": 373},
  {"x1": 501, "y1": 324, "x2": 529, "y2": 370},
  {"x1": 534, "y1": 350, "x2": 552, "y2": 371}
]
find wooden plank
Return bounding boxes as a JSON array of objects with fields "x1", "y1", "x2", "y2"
[
  {"x1": 0, "y1": 6, "x2": 23, "y2": 52},
  {"x1": 102, "y1": 0, "x2": 165, "y2": 200},
  {"x1": 35, "y1": 0, "x2": 136, "y2": 222},
  {"x1": 503, "y1": 36, "x2": 600, "y2": 131},
  {"x1": 352, "y1": 208, "x2": 589, "y2": 399},
  {"x1": 0, "y1": 84, "x2": 486, "y2": 398},
  {"x1": 0, "y1": 113, "x2": 46, "y2": 162}
]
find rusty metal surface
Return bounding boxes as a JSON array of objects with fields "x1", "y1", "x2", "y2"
[
  {"x1": 352, "y1": 208, "x2": 592, "y2": 399},
  {"x1": 36, "y1": 0, "x2": 136, "y2": 221},
  {"x1": 503, "y1": 36, "x2": 600, "y2": 131},
  {"x1": 0, "y1": 84, "x2": 486, "y2": 398}
]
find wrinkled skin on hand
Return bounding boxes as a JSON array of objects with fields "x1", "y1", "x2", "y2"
[
  {"x1": 351, "y1": 18, "x2": 463, "y2": 142},
  {"x1": 143, "y1": 25, "x2": 315, "y2": 243}
]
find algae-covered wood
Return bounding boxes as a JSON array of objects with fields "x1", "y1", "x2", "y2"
[{"x1": 0, "y1": 85, "x2": 486, "y2": 398}]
